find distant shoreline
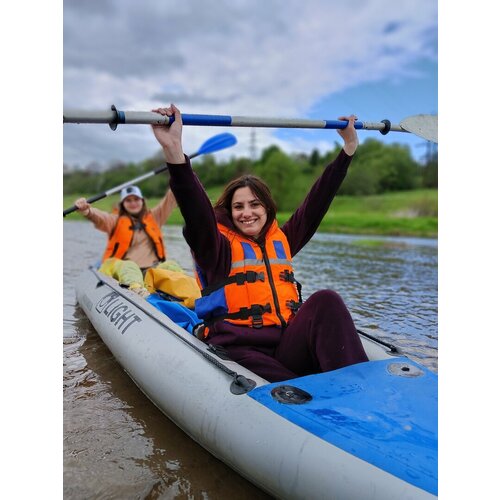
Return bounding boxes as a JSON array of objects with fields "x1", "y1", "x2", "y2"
[{"x1": 63, "y1": 188, "x2": 438, "y2": 239}]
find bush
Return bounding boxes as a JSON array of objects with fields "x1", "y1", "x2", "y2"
[{"x1": 254, "y1": 149, "x2": 307, "y2": 211}]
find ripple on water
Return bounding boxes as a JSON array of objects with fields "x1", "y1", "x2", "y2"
[{"x1": 297, "y1": 232, "x2": 437, "y2": 371}]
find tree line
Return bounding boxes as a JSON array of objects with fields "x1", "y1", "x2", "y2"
[{"x1": 64, "y1": 138, "x2": 438, "y2": 211}]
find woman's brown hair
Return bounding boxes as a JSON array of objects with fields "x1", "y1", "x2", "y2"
[{"x1": 214, "y1": 175, "x2": 277, "y2": 238}]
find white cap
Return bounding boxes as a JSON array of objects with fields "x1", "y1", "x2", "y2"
[{"x1": 120, "y1": 185, "x2": 143, "y2": 201}]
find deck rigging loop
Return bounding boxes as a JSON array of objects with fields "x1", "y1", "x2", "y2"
[{"x1": 231, "y1": 374, "x2": 257, "y2": 395}]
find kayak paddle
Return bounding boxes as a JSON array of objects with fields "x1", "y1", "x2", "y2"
[
  {"x1": 63, "y1": 106, "x2": 438, "y2": 143},
  {"x1": 63, "y1": 132, "x2": 237, "y2": 217},
  {"x1": 189, "y1": 132, "x2": 236, "y2": 159},
  {"x1": 400, "y1": 114, "x2": 438, "y2": 143}
]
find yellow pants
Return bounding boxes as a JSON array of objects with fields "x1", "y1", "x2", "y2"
[
  {"x1": 99, "y1": 258, "x2": 200, "y2": 308},
  {"x1": 99, "y1": 258, "x2": 183, "y2": 291}
]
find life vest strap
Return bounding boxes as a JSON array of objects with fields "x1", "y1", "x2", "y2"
[
  {"x1": 202, "y1": 303, "x2": 272, "y2": 329},
  {"x1": 280, "y1": 270, "x2": 303, "y2": 303},
  {"x1": 201, "y1": 270, "x2": 265, "y2": 297},
  {"x1": 109, "y1": 242, "x2": 120, "y2": 258}
]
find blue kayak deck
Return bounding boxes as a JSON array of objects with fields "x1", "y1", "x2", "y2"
[{"x1": 248, "y1": 357, "x2": 437, "y2": 496}]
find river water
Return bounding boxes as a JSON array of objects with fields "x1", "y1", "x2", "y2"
[{"x1": 63, "y1": 221, "x2": 437, "y2": 499}]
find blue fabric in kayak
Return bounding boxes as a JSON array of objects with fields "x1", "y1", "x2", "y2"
[
  {"x1": 146, "y1": 293, "x2": 201, "y2": 334},
  {"x1": 249, "y1": 357, "x2": 438, "y2": 496}
]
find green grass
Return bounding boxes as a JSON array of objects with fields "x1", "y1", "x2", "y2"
[
  {"x1": 64, "y1": 188, "x2": 437, "y2": 238},
  {"x1": 279, "y1": 189, "x2": 437, "y2": 237}
]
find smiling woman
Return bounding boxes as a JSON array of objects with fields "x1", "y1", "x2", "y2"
[
  {"x1": 231, "y1": 188, "x2": 267, "y2": 237},
  {"x1": 215, "y1": 176, "x2": 277, "y2": 238},
  {"x1": 148, "y1": 104, "x2": 370, "y2": 383}
]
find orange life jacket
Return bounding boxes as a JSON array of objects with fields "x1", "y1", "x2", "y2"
[
  {"x1": 195, "y1": 220, "x2": 302, "y2": 329},
  {"x1": 102, "y1": 212, "x2": 166, "y2": 262}
]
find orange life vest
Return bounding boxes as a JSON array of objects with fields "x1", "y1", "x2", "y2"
[
  {"x1": 102, "y1": 212, "x2": 166, "y2": 262},
  {"x1": 195, "y1": 220, "x2": 302, "y2": 329}
]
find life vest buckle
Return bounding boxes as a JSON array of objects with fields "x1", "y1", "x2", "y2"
[
  {"x1": 286, "y1": 300, "x2": 302, "y2": 312},
  {"x1": 280, "y1": 270, "x2": 295, "y2": 282},
  {"x1": 234, "y1": 270, "x2": 265, "y2": 285},
  {"x1": 255, "y1": 271, "x2": 265, "y2": 282},
  {"x1": 246, "y1": 303, "x2": 271, "y2": 328},
  {"x1": 251, "y1": 315, "x2": 264, "y2": 328}
]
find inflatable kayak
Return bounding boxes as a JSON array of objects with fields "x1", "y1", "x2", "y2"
[{"x1": 75, "y1": 267, "x2": 437, "y2": 499}]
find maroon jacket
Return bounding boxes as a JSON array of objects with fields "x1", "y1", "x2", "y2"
[{"x1": 168, "y1": 148, "x2": 353, "y2": 348}]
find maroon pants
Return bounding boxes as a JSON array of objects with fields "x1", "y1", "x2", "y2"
[{"x1": 216, "y1": 290, "x2": 369, "y2": 382}]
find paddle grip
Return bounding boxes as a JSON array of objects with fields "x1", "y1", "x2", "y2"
[
  {"x1": 63, "y1": 206, "x2": 78, "y2": 217},
  {"x1": 63, "y1": 193, "x2": 106, "y2": 217}
]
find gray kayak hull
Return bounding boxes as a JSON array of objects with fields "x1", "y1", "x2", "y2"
[{"x1": 76, "y1": 267, "x2": 437, "y2": 499}]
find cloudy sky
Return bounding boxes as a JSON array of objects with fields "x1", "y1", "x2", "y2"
[{"x1": 63, "y1": 0, "x2": 437, "y2": 168}]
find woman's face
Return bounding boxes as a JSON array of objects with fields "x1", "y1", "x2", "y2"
[
  {"x1": 122, "y1": 195, "x2": 144, "y2": 216},
  {"x1": 231, "y1": 186, "x2": 267, "y2": 238}
]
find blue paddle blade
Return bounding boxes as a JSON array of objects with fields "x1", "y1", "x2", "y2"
[{"x1": 196, "y1": 132, "x2": 237, "y2": 156}]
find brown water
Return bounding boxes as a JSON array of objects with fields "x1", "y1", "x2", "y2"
[{"x1": 63, "y1": 221, "x2": 437, "y2": 499}]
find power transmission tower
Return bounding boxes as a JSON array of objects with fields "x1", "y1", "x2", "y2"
[{"x1": 249, "y1": 128, "x2": 257, "y2": 161}]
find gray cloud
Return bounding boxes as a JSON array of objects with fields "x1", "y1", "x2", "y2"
[
  {"x1": 63, "y1": 0, "x2": 437, "y2": 167},
  {"x1": 151, "y1": 91, "x2": 240, "y2": 106}
]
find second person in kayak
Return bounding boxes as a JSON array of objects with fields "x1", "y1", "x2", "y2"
[
  {"x1": 74, "y1": 185, "x2": 182, "y2": 296},
  {"x1": 151, "y1": 104, "x2": 368, "y2": 382}
]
